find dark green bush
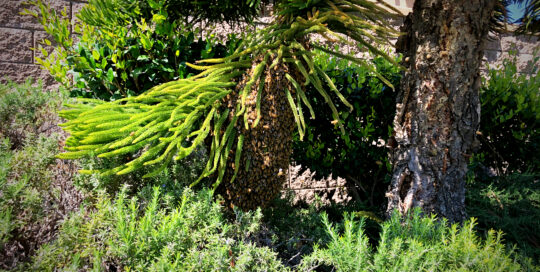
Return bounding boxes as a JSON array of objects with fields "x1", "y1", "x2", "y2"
[
  {"x1": 28, "y1": 0, "x2": 242, "y2": 100},
  {"x1": 466, "y1": 172, "x2": 540, "y2": 265},
  {"x1": 292, "y1": 49, "x2": 401, "y2": 206},
  {"x1": 77, "y1": 0, "x2": 266, "y2": 29},
  {"x1": 294, "y1": 47, "x2": 539, "y2": 206},
  {"x1": 478, "y1": 49, "x2": 540, "y2": 174}
]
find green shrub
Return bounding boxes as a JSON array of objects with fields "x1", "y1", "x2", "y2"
[
  {"x1": 0, "y1": 80, "x2": 83, "y2": 269},
  {"x1": 72, "y1": 145, "x2": 208, "y2": 198},
  {"x1": 300, "y1": 209, "x2": 532, "y2": 272},
  {"x1": 29, "y1": 187, "x2": 288, "y2": 271},
  {"x1": 27, "y1": 0, "x2": 242, "y2": 100},
  {"x1": 466, "y1": 172, "x2": 540, "y2": 265},
  {"x1": 261, "y1": 194, "x2": 382, "y2": 268},
  {"x1": 0, "y1": 80, "x2": 63, "y2": 148},
  {"x1": 478, "y1": 48, "x2": 540, "y2": 174},
  {"x1": 77, "y1": 0, "x2": 265, "y2": 29},
  {"x1": 0, "y1": 134, "x2": 61, "y2": 269},
  {"x1": 292, "y1": 49, "x2": 401, "y2": 205}
]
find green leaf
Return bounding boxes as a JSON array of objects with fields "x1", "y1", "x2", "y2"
[
  {"x1": 92, "y1": 49, "x2": 100, "y2": 61},
  {"x1": 152, "y1": 14, "x2": 166, "y2": 24},
  {"x1": 137, "y1": 55, "x2": 149, "y2": 61},
  {"x1": 107, "y1": 68, "x2": 114, "y2": 82}
]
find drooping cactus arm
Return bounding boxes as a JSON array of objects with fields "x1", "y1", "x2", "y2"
[
  {"x1": 58, "y1": 0, "x2": 401, "y2": 188},
  {"x1": 59, "y1": 78, "x2": 237, "y2": 178}
]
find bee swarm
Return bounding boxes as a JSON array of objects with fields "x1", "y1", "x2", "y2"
[{"x1": 217, "y1": 56, "x2": 297, "y2": 210}]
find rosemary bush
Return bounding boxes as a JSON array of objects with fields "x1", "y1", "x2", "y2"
[
  {"x1": 29, "y1": 187, "x2": 287, "y2": 271},
  {"x1": 0, "y1": 81, "x2": 82, "y2": 270},
  {"x1": 300, "y1": 209, "x2": 532, "y2": 272}
]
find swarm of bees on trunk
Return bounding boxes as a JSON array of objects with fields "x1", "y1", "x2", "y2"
[
  {"x1": 57, "y1": 0, "x2": 401, "y2": 210},
  {"x1": 217, "y1": 56, "x2": 298, "y2": 210}
]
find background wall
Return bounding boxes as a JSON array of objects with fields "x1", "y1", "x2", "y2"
[
  {"x1": 0, "y1": 0, "x2": 88, "y2": 88},
  {"x1": 1, "y1": 0, "x2": 538, "y2": 205}
]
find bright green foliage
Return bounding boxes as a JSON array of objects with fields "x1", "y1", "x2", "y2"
[
  {"x1": 293, "y1": 49, "x2": 401, "y2": 205},
  {"x1": 478, "y1": 48, "x2": 540, "y2": 174},
  {"x1": 58, "y1": 79, "x2": 237, "y2": 182},
  {"x1": 300, "y1": 209, "x2": 530, "y2": 272},
  {"x1": 23, "y1": 186, "x2": 536, "y2": 271},
  {"x1": 73, "y1": 145, "x2": 209, "y2": 197},
  {"x1": 29, "y1": 187, "x2": 288, "y2": 271},
  {"x1": 76, "y1": 0, "x2": 266, "y2": 29},
  {"x1": 26, "y1": 0, "x2": 241, "y2": 100},
  {"x1": 59, "y1": 0, "x2": 402, "y2": 190}
]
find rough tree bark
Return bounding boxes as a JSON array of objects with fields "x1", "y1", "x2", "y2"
[{"x1": 386, "y1": 0, "x2": 496, "y2": 222}]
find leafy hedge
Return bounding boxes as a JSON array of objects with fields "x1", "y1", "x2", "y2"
[
  {"x1": 478, "y1": 49, "x2": 540, "y2": 174},
  {"x1": 292, "y1": 49, "x2": 400, "y2": 205},
  {"x1": 28, "y1": 0, "x2": 242, "y2": 100}
]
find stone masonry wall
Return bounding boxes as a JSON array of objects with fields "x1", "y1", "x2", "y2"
[
  {"x1": 0, "y1": 0, "x2": 88, "y2": 89},
  {"x1": 1, "y1": 0, "x2": 538, "y2": 205}
]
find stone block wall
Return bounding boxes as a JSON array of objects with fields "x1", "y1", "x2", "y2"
[
  {"x1": 0, "y1": 0, "x2": 87, "y2": 89},
  {"x1": 0, "y1": 0, "x2": 538, "y2": 205},
  {"x1": 484, "y1": 32, "x2": 539, "y2": 74}
]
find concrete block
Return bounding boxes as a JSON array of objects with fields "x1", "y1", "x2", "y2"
[
  {"x1": 488, "y1": 51, "x2": 538, "y2": 74},
  {"x1": 0, "y1": 0, "x2": 70, "y2": 30},
  {"x1": 483, "y1": 49, "x2": 502, "y2": 64},
  {"x1": 0, "y1": 28, "x2": 33, "y2": 63},
  {"x1": 501, "y1": 34, "x2": 539, "y2": 55},
  {"x1": 484, "y1": 35, "x2": 502, "y2": 51},
  {"x1": 0, "y1": 63, "x2": 58, "y2": 90}
]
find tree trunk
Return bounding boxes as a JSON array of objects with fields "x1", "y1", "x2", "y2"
[{"x1": 386, "y1": 0, "x2": 496, "y2": 222}]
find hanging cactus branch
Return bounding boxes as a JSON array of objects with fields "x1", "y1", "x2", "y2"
[
  {"x1": 59, "y1": 78, "x2": 236, "y2": 177},
  {"x1": 59, "y1": 0, "x2": 401, "y2": 208}
]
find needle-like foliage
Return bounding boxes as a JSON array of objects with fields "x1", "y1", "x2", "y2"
[{"x1": 59, "y1": 0, "x2": 402, "y2": 193}]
